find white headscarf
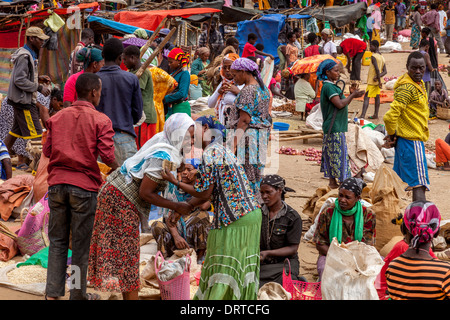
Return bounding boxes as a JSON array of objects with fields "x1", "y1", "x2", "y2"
[{"x1": 120, "y1": 113, "x2": 195, "y2": 183}]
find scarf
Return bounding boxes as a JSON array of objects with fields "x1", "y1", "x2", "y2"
[
  {"x1": 403, "y1": 201, "x2": 441, "y2": 250},
  {"x1": 76, "y1": 46, "x2": 103, "y2": 71},
  {"x1": 316, "y1": 59, "x2": 337, "y2": 81},
  {"x1": 120, "y1": 113, "x2": 195, "y2": 183},
  {"x1": 260, "y1": 174, "x2": 295, "y2": 200},
  {"x1": 231, "y1": 57, "x2": 265, "y2": 89},
  {"x1": 329, "y1": 198, "x2": 363, "y2": 244},
  {"x1": 168, "y1": 47, "x2": 190, "y2": 68}
]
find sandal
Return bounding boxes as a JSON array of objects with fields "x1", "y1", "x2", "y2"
[
  {"x1": 86, "y1": 293, "x2": 101, "y2": 300},
  {"x1": 368, "y1": 115, "x2": 378, "y2": 120},
  {"x1": 16, "y1": 163, "x2": 29, "y2": 170}
]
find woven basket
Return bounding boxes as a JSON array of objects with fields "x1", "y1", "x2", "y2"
[{"x1": 437, "y1": 106, "x2": 450, "y2": 120}]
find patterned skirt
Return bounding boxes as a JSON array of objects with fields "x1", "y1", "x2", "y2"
[
  {"x1": 193, "y1": 209, "x2": 262, "y2": 300},
  {"x1": 320, "y1": 132, "x2": 351, "y2": 183},
  {"x1": 410, "y1": 23, "x2": 421, "y2": 49},
  {"x1": 88, "y1": 184, "x2": 141, "y2": 293}
]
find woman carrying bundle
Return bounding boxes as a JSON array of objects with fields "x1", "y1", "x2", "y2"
[{"x1": 313, "y1": 177, "x2": 376, "y2": 280}]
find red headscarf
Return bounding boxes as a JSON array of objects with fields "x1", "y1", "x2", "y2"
[{"x1": 168, "y1": 47, "x2": 190, "y2": 68}]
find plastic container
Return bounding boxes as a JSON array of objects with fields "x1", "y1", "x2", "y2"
[
  {"x1": 273, "y1": 122, "x2": 290, "y2": 131},
  {"x1": 282, "y1": 258, "x2": 322, "y2": 300},
  {"x1": 155, "y1": 251, "x2": 191, "y2": 300},
  {"x1": 362, "y1": 51, "x2": 372, "y2": 66}
]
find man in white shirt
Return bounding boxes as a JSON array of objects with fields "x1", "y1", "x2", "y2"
[{"x1": 321, "y1": 29, "x2": 337, "y2": 57}]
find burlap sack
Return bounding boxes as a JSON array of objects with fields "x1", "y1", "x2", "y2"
[
  {"x1": 257, "y1": 282, "x2": 292, "y2": 300},
  {"x1": 369, "y1": 164, "x2": 408, "y2": 251},
  {"x1": 302, "y1": 186, "x2": 332, "y2": 220}
]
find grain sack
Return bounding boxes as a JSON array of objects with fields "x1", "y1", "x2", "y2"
[
  {"x1": 369, "y1": 164, "x2": 408, "y2": 251},
  {"x1": 379, "y1": 235, "x2": 404, "y2": 258},
  {"x1": 321, "y1": 239, "x2": 384, "y2": 300},
  {"x1": 257, "y1": 282, "x2": 292, "y2": 300},
  {"x1": 302, "y1": 186, "x2": 333, "y2": 220},
  {"x1": 0, "y1": 263, "x2": 46, "y2": 295}
]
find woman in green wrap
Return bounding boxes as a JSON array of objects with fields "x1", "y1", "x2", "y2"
[{"x1": 312, "y1": 177, "x2": 376, "y2": 280}]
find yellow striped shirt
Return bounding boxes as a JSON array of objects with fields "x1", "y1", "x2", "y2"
[{"x1": 383, "y1": 73, "x2": 429, "y2": 142}]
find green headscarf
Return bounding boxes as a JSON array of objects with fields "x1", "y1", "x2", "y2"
[
  {"x1": 134, "y1": 28, "x2": 149, "y2": 40},
  {"x1": 76, "y1": 46, "x2": 103, "y2": 71}
]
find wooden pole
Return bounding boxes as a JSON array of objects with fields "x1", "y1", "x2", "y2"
[
  {"x1": 18, "y1": 17, "x2": 24, "y2": 48},
  {"x1": 139, "y1": 17, "x2": 168, "y2": 60},
  {"x1": 136, "y1": 27, "x2": 176, "y2": 79},
  {"x1": 277, "y1": 133, "x2": 323, "y2": 142}
]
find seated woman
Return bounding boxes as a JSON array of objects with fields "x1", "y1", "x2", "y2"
[
  {"x1": 386, "y1": 201, "x2": 450, "y2": 300},
  {"x1": 151, "y1": 158, "x2": 211, "y2": 263},
  {"x1": 294, "y1": 73, "x2": 316, "y2": 121},
  {"x1": 312, "y1": 177, "x2": 376, "y2": 280},
  {"x1": 435, "y1": 125, "x2": 450, "y2": 171},
  {"x1": 259, "y1": 174, "x2": 303, "y2": 288}
]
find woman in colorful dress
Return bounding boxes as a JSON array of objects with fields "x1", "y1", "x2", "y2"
[
  {"x1": 317, "y1": 59, "x2": 364, "y2": 189},
  {"x1": 313, "y1": 177, "x2": 376, "y2": 280},
  {"x1": 88, "y1": 113, "x2": 195, "y2": 300},
  {"x1": 207, "y1": 53, "x2": 242, "y2": 127},
  {"x1": 228, "y1": 58, "x2": 272, "y2": 201},
  {"x1": 164, "y1": 48, "x2": 191, "y2": 118},
  {"x1": 410, "y1": 6, "x2": 422, "y2": 50},
  {"x1": 161, "y1": 117, "x2": 262, "y2": 300},
  {"x1": 149, "y1": 67, "x2": 177, "y2": 133}
]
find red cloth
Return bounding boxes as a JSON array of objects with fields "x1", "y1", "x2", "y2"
[
  {"x1": 135, "y1": 123, "x2": 157, "y2": 150},
  {"x1": 63, "y1": 70, "x2": 84, "y2": 104},
  {"x1": 242, "y1": 42, "x2": 257, "y2": 58},
  {"x1": 377, "y1": 239, "x2": 437, "y2": 299},
  {"x1": 435, "y1": 138, "x2": 450, "y2": 163},
  {"x1": 114, "y1": 8, "x2": 221, "y2": 31},
  {"x1": 304, "y1": 45, "x2": 320, "y2": 57},
  {"x1": 43, "y1": 101, "x2": 116, "y2": 192},
  {"x1": 339, "y1": 38, "x2": 367, "y2": 57}
]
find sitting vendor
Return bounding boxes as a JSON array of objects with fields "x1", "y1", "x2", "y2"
[
  {"x1": 151, "y1": 158, "x2": 211, "y2": 263},
  {"x1": 312, "y1": 177, "x2": 376, "y2": 280},
  {"x1": 259, "y1": 175, "x2": 303, "y2": 288}
]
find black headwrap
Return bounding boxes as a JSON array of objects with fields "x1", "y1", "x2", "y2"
[
  {"x1": 260, "y1": 175, "x2": 295, "y2": 200},
  {"x1": 339, "y1": 177, "x2": 367, "y2": 197}
]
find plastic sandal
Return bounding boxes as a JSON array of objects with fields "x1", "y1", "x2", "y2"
[{"x1": 87, "y1": 293, "x2": 101, "y2": 300}]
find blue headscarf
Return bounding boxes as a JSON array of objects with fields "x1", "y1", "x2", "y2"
[
  {"x1": 195, "y1": 115, "x2": 226, "y2": 142},
  {"x1": 316, "y1": 59, "x2": 338, "y2": 81}
]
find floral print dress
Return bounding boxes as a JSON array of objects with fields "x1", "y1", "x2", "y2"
[{"x1": 229, "y1": 84, "x2": 272, "y2": 200}]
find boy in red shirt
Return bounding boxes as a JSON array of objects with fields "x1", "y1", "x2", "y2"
[
  {"x1": 242, "y1": 33, "x2": 274, "y2": 60},
  {"x1": 337, "y1": 38, "x2": 367, "y2": 87},
  {"x1": 44, "y1": 72, "x2": 119, "y2": 300}
]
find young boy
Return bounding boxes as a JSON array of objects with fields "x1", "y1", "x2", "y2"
[
  {"x1": 242, "y1": 33, "x2": 274, "y2": 60},
  {"x1": 0, "y1": 139, "x2": 12, "y2": 181},
  {"x1": 429, "y1": 80, "x2": 450, "y2": 119},
  {"x1": 360, "y1": 40, "x2": 387, "y2": 119},
  {"x1": 43, "y1": 72, "x2": 119, "y2": 300},
  {"x1": 122, "y1": 45, "x2": 157, "y2": 150}
]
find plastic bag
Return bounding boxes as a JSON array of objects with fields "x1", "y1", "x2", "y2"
[
  {"x1": 43, "y1": 10, "x2": 65, "y2": 32},
  {"x1": 321, "y1": 238, "x2": 384, "y2": 300},
  {"x1": 305, "y1": 103, "x2": 323, "y2": 131}
]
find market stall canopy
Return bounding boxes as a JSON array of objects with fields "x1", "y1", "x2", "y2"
[
  {"x1": 87, "y1": 15, "x2": 152, "y2": 36},
  {"x1": 235, "y1": 14, "x2": 286, "y2": 65},
  {"x1": 298, "y1": 2, "x2": 367, "y2": 27},
  {"x1": 113, "y1": 7, "x2": 222, "y2": 31}
]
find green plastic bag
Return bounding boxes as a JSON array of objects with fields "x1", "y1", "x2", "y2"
[{"x1": 17, "y1": 247, "x2": 72, "y2": 269}]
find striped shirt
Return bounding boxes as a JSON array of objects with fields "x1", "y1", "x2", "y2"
[
  {"x1": 386, "y1": 255, "x2": 450, "y2": 300},
  {"x1": 0, "y1": 139, "x2": 10, "y2": 180},
  {"x1": 383, "y1": 73, "x2": 429, "y2": 142}
]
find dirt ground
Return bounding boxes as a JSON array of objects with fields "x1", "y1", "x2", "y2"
[{"x1": 1, "y1": 41, "x2": 450, "y2": 299}]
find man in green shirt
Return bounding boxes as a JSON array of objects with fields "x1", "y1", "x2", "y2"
[{"x1": 123, "y1": 45, "x2": 157, "y2": 149}]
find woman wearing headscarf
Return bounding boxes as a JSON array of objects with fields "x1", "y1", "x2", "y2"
[
  {"x1": 259, "y1": 175, "x2": 303, "y2": 288},
  {"x1": 191, "y1": 47, "x2": 212, "y2": 96},
  {"x1": 312, "y1": 177, "x2": 376, "y2": 280},
  {"x1": 88, "y1": 113, "x2": 195, "y2": 300},
  {"x1": 164, "y1": 47, "x2": 191, "y2": 118},
  {"x1": 150, "y1": 67, "x2": 178, "y2": 133},
  {"x1": 63, "y1": 46, "x2": 104, "y2": 108},
  {"x1": 229, "y1": 58, "x2": 272, "y2": 201},
  {"x1": 410, "y1": 5, "x2": 422, "y2": 49},
  {"x1": 207, "y1": 53, "x2": 243, "y2": 127},
  {"x1": 317, "y1": 59, "x2": 364, "y2": 189},
  {"x1": 161, "y1": 113, "x2": 261, "y2": 300},
  {"x1": 386, "y1": 201, "x2": 450, "y2": 300}
]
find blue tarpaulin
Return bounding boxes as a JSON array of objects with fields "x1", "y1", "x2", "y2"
[
  {"x1": 87, "y1": 15, "x2": 153, "y2": 36},
  {"x1": 235, "y1": 14, "x2": 286, "y2": 65}
]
